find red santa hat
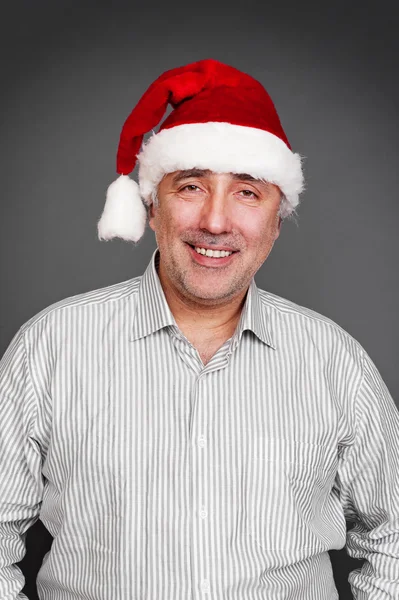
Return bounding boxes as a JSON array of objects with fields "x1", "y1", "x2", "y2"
[{"x1": 97, "y1": 58, "x2": 304, "y2": 242}]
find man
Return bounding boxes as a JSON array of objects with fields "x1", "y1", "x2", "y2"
[{"x1": 0, "y1": 59, "x2": 398, "y2": 599}]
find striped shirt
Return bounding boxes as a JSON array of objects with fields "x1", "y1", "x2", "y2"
[{"x1": 1, "y1": 250, "x2": 398, "y2": 600}]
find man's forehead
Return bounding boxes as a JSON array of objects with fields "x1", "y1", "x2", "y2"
[{"x1": 169, "y1": 169, "x2": 263, "y2": 184}]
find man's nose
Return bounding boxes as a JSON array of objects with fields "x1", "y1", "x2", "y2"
[{"x1": 198, "y1": 191, "x2": 232, "y2": 234}]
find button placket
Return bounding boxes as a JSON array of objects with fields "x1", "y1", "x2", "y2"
[{"x1": 190, "y1": 373, "x2": 213, "y2": 597}]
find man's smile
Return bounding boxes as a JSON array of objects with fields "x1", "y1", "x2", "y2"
[{"x1": 185, "y1": 242, "x2": 239, "y2": 267}]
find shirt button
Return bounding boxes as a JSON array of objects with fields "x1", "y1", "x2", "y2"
[
  {"x1": 198, "y1": 434, "x2": 206, "y2": 448},
  {"x1": 201, "y1": 579, "x2": 210, "y2": 593},
  {"x1": 199, "y1": 506, "x2": 208, "y2": 519}
]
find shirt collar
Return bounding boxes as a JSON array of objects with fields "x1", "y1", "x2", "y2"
[
  {"x1": 130, "y1": 249, "x2": 276, "y2": 350},
  {"x1": 231, "y1": 278, "x2": 277, "y2": 350},
  {"x1": 130, "y1": 250, "x2": 176, "y2": 341}
]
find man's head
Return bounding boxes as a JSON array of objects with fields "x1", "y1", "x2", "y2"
[
  {"x1": 149, "y1": 169, "x2": 282, "y2": 305},
  {"x1": 97, "y1": 58, "x2": 304, "y2": 255}
]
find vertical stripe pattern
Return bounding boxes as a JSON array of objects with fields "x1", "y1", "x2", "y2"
[{"x1": 1, "y1": 250, "x2": 398, "y2": 599}]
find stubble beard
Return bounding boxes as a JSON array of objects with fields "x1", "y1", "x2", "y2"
[
  {"x1": 156, "y1": 223, "x2": 278, "y2": 306},
  {"x1": 165, "y1": 251, "x2": 254, "y2": 306}
]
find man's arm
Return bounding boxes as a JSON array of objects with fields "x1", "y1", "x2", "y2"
[
  {"x1": 0, "y1": 329, "x2": 44, "y2": 599},
  {"x1": 336, "y1": 348, "x2": 399, "y2": 599}
]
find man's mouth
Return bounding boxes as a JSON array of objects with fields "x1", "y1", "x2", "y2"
[
  {"x1": 185, "y1": 243, "x2": 238, "y2": 265},
  {"x1": 193, "y1": 246, "x2": 233, "y2": 258}
]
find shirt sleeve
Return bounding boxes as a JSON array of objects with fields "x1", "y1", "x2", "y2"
[
  {"x1": 336, "y1": 348, "x2": 399, "y2": 599},
  {"x1": 0, "y1": 329, "x2": 45, "y2": 600}
]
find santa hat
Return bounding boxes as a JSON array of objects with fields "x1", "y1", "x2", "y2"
[{"x1": 97, "y1": 58, "x2": 304, "y2": 243}]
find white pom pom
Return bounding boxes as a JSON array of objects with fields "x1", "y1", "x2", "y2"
[{"x1": 97, "y1": 175, "x2": 147, "y2": 242}]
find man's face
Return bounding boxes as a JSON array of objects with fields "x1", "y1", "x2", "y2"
[{"x1": 149, "y1": 169, "x2": 282, "y2": 305}]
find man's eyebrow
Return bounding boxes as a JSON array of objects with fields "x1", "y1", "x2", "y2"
[
  {"x1": 171, "y1": 169, "x2": 212, "y2": 184},
  {"x1": 232, "y1": 173, "x2": 274, "y2": 192},
  {"x1": 232, "y1": 173, "x2": 265, "y2": 184},
  {"x1": 170, "y1": 169, "x2": 270, "y2": 187}
]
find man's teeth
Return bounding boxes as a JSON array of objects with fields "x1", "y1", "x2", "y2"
[{"x1": 194, "y1": 247, "x2": 233, "y2": 258}]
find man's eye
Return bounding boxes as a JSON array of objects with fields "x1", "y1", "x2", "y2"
[
  {"x1": 181, "y1": 184, "x2": 201, "y2": 192},
  {"x1": 239, "y1": 189, "x2": 258, "y2": 198}
]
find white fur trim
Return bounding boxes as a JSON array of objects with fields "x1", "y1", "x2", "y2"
[
  {"x1": 138, "y1": 122, "x2": 304, "y2": 218},
  {"x1": 98, "y1": 175, "x2": 147, "y2": 242}
]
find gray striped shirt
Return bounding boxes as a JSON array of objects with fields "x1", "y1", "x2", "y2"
[{"x1": 1, "y1": 250, "x2": 398, "y2": 599}]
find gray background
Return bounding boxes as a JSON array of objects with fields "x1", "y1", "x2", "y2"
[{"x1": 1, "y1": 1, "x2": 398, "y2": 598}]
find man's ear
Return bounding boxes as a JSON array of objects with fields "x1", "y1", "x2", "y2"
[
  {"x1": 275, "y1": 216, "x2": 283, "y2": 240},
  {"x1": 148, "y1": 203, "x2": 157, "y2": 232}
]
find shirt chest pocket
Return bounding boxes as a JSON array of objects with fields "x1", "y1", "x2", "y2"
[{"x1": 243, "y1": 438, "x2": 335, "y2": 553}]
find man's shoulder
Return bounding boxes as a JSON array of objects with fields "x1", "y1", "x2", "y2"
[
  {"x1": 21, "y1": 275, "x2": 142, "y2": 335},
  {"x1": 256, "y1": 286, "x2": 362, "y2": 352},
  {"x1": 257, "y1": 287, "x2": 338, "y2": 325}
]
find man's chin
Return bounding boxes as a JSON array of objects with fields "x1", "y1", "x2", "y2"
[{"x1": 179, "y1": 280, "x2": 244, "y2": 305}]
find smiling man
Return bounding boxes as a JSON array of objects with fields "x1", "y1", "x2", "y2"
[
  {"x1": 148, "y1": 168, "x2": 283, "y2": 364},
  {"x1": 153, "y1": 169, "x2": 281, "y2": 303},
  {"x1": 0, "y1": 59, "x2": 398, "y2": 600}
]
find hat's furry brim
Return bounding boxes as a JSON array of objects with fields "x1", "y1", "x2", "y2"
[{"x1": 138, "y1": 122, "x2": 304, "y2": 218}]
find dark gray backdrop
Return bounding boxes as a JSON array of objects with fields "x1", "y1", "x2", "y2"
[{"x1": 1, "y1": 1, "x2": 398, "y2": 598}]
